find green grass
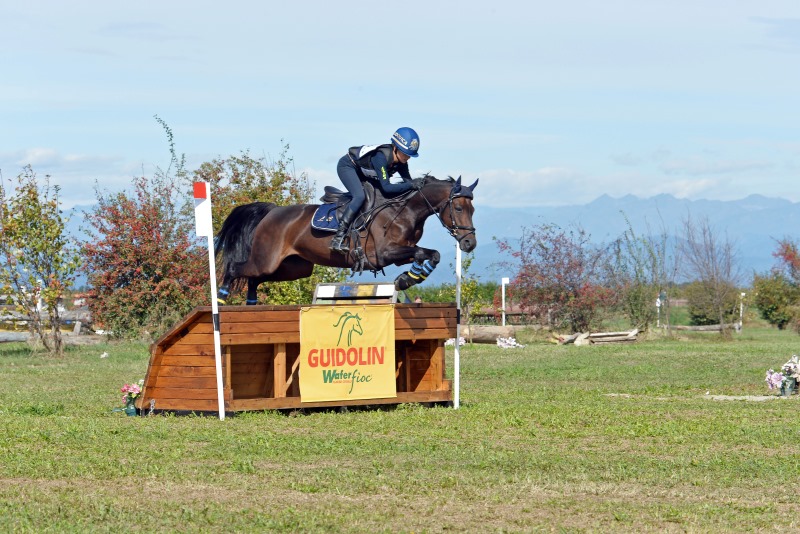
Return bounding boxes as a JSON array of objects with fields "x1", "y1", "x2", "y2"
[{"x1": 2, "y1": 327, "x2": 799, "y2": 532}]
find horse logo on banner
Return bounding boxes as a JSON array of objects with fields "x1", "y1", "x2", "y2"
[{"x1": 333, "y1": 311, "x2": 363, "y2": 347}]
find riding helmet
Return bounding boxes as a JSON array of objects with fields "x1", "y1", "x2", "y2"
[{"x1": 391, "y1": 127, "x2": 420, "y2": 158}]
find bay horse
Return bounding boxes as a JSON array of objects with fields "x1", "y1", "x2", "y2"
[{"x1": 214, "y1": 175, "x2": 478, "y2": 304}]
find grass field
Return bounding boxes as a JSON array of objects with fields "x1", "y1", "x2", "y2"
[{"x1": 2, "y1": 325, "x2": 799, "y2": 532}]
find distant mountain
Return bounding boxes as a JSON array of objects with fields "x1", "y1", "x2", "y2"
[
  {"x1": 65, "y1": 195, "x2": 800, "y2": 290},
  {"x1": 414, "y1": 193, "x2": 800, "y2": 287}
]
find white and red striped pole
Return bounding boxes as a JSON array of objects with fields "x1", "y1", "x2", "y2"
[{"x1": 194, "y1": 182, "x2": 225, "y2": 420}]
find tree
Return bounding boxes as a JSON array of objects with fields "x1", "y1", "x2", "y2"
[
  {"x1": 751, "y1": 238, "x2": 800, "y2": 331},
  {"x1": 773, "y1": 239, "x2": 800, "y2": 283},
  {"x1": 192, "y1": 145, "x2": 346, "y2": 304},
  {"x1": 496, "y1": 223, "x2": 614, "y2": 333},
  {"x1": 684, "y1": 280, "x2": 739, "y2": 326},
  {"x1": 81, "y1": 171, "x2": 208, "y2": 339},
  {"x1": 0, "y1": 167, "x2": 81, "y2": 355},
  {"x1": 678, "y1": 215, "x2": 742, "y2": 334},
  {"x1": 607, "y1": 215, "x2": 677, "y2": 331},
  {"x1": 752, "y1": 271, "x2": 798, "y2": 329}
]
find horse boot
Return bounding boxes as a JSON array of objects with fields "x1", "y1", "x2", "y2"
[{"x1": 329, "y1": 207, "x2": 356, "y2": 254}]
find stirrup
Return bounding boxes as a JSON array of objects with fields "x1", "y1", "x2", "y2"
[{"x1": 330, "y1": 233, "x2": 349, "y2": 253}]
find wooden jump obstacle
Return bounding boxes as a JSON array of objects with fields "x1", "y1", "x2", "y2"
[{"x1": 136, "y1": 301, "x2": 457, "y2": 413}]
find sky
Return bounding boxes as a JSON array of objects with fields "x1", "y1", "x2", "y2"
[{"x1": 1, "y1": 1, "x2": 799, "y2": 210}]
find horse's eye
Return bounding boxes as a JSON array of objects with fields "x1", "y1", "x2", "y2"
[{"x1": 455, "y1": 206, "x2": 463, "y2": 212}]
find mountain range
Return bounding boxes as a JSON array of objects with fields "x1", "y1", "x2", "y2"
[
  {"x1": 415, "y1": 193, "x2": 800, "y2": 287},
  {"x1": 66, "y1": 193, "x2": 800, "y2": 289}
]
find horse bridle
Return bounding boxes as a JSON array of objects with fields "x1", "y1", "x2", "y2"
[{"x1": 418, "y1": 183, "x2": 477, "y2": 244}]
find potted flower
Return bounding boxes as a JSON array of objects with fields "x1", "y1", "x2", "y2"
[
  {"x1": 765, "y1": 355, "x2": 800, "y2": 396},
  {"x1": 121, "y1": 380, "x2": 144, "y2": 416}
]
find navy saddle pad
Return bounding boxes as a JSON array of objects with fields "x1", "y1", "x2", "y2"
[{"x1": 311, "y1": 203, "x2": 339, "y2": 232}]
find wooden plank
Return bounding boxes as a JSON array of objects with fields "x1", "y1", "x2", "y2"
[
  {"x1": 394, "y1": 317, "x2": 454, "y2": 330},
  {"x1": 224, "y1": 346, "x2": 231, "y2": 393},
  {"x1": 394, "y1": 328, "x2": 455, "y2": 341},
  {"x1": 153, "y1": 376, "x2": 217, "y2": 389},
  {"x1": 141, "y1": 396, "x2": 221, "y2": 412},
  {"x1": 164, "y1": 333, "x2": 214, "y2": 346},
  {"x1": 158, "y1": 344, "x2": 216, "y2": 357},
  {"x1": 221, "y1": 332, "x2": 300, "y2": 345},
  {"x1": 159, "y1": 354, "x2": 216, "y2": 367},
  {"x1": 145, "y1": 387, "x2": 220, "y2": 400},
  {"x1": 222, "y1": 321, "x2": 302, "y2": 334},
  {"x1": 274, "y1": 343, "x2": 287, "y2": 398},
  {"x1": 155, "y1": 365, "x2": 217, "y2": 377},
  {"x1": 229, "y1": 390, "x2": 451, "y2": 411}
]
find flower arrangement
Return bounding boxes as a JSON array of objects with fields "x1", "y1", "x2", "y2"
[
  {"x1": 121, "y1": 379, "x2": 144, "y2": 407},
  {"x1": 497, "y1": 337, "x2": 525, "y2": 349},
  {"x1": 765, "y1": 355, "x2": 799, "y2": 395},
  {"x1": 445, "y1": 337, "x2": 466, "y2": 346}
]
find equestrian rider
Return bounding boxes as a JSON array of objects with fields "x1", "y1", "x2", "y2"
[{"x1": 329, "y1": 127, "x2": 422, "y2": 253}]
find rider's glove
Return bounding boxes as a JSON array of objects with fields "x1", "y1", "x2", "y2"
[{"x1": 410, "y1": 178, "x2": 425, "y2": 190}]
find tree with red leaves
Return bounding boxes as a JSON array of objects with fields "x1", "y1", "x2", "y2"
[
  {"x1": 496, "y1": 223, "x2": 615, "y2": 333},
  {"x1": 81, "y1": 171, "x2": 207, "y2": 339},
  {"x1": 774, "y1": 239, "x2": 800, "y2": 284},
  {"x1": 751, "y1": 238, "x2": 800, "y2": 331}
]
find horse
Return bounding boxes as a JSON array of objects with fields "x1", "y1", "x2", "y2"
[{"x1": 214, "y1": 174, "x2": 478, "y2": 304}]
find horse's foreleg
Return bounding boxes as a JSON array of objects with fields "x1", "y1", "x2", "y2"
[{"x1": 394, "y1": 249, "x2": 440, "y2": 290}]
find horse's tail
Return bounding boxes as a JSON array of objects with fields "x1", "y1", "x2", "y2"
[{"x1": 215, "y1": 202, "x2": 276, "y2": 280}]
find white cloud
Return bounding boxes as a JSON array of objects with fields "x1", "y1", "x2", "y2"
[{"x1": 658, "y1": 157, "x2": 772, "y2": 176}]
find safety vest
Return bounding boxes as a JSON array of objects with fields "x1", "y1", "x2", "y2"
[{"x1": 347, "y1": 144, "x2": 396, "y2": 179}]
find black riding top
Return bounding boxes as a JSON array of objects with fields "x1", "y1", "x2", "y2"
[{"x1": 346, "y1": 144, "x2": 413, "y2": 194}]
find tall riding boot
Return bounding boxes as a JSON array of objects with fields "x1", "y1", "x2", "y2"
[{"x1": 330, "y1": 208, "x2": 356, "y2": 253}]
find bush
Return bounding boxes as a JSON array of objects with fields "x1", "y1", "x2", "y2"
[
  {"x1": 752, "y1": 271, "x2": 799, "y2": 330},
  {"x1": 684, "y1": 281, "x2": 738, "y2": 326}
]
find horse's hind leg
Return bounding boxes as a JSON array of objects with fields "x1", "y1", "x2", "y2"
[
  {"x1": 217, "y1": 274, "x2": 235, "y2": 305},
  {"x1": 246, "y1": 278, "x2": 261, "y2": 305}
]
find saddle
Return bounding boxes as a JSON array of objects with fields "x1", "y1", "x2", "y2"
[{"x1": 311, "y1": 181, "x2": 378, "y2": 233}]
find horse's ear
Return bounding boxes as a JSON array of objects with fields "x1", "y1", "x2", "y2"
[
  {"x1": 468, "y1": 178, "x2": 479, "y2": 191},
  {"x1": 455, "y1": 175, "x2": 462, "y2": 186}
]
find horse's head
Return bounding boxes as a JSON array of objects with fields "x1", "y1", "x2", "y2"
[{"x1": 418, "y1": 175, "x2": 478, "y2": 252}]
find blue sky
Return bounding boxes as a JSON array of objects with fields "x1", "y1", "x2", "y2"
[{"x1": 1, "y1": 1, "x2": 798, "y2": 210}]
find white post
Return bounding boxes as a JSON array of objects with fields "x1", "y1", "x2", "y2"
[
  {"x1": 501, "y1": 277, "x2": 509, "y2": 327},
  {"x1": 656, "y1": 297, "x2": 661, "y2": 328},
  {"x1": 194, "y1": 182, "x2": 225, "y2": 421},
  {"x1": 740, "y1": 292, "x2": 746, "y2": 331},
  {"x1": 454, "y1": 242, "x2": 462, "y2": 409}
]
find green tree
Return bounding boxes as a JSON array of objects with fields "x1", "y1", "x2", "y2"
[
  {"x1": 0, "y1": 167, "x2": 81, "y2": 355},
  {"x1": 192, "y1": 145, "x2": 346, "y2": 304},
  {"x1": 678, "y1": 215, "x2": 741, "y2": 335},
  {"x1": 607, "y1": 215, "x2": 676, "y2": 331},
  {"x1": 684, "y1": 280, "x2": 739, "y2": 326},
  {"x1": 752, "y1": 271, "x2": 800, "y2": 330}
]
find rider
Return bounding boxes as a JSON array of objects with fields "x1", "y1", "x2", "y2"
[{"x1": 329, "y1": 126, "x2": 422, "y2": 253}]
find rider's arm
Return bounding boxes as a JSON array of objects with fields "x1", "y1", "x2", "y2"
[{"x1": 369, "y1": 151, "x2": 413, "y2": 194}]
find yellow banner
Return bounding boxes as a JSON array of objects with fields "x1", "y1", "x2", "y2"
[{"x1": 299, "y1": 304, "x2": 396, "y2": 402}]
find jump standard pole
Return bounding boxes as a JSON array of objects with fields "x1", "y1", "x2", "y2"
[
  {"x1": 193, "y1": 182, "x2": 226, "y2": 421},
  {"x1": 454, "y1": 242, "x2": 462, "y2": 409}
]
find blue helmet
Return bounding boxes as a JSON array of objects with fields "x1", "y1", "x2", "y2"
[{"x1": 391, "y1": 127, "x2": 420, "y2": 158}]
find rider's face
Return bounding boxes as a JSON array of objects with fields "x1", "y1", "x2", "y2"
[{"x1": 393, "y1": 148, "x2": 411, "y2": 164}]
